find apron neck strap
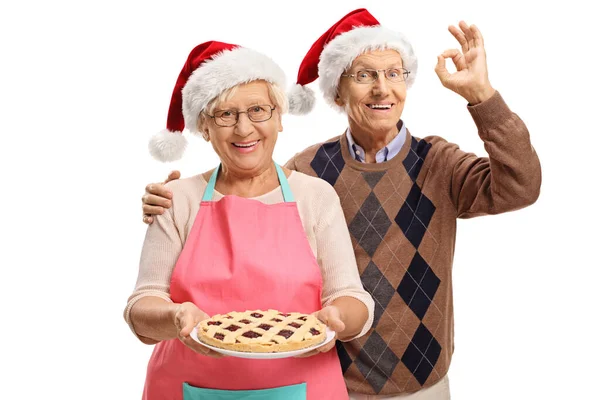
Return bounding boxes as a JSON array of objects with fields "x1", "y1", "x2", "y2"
[
  {"x1": 202, "y1": 165, "x2": 220, "y2": 202},
  {"x1": 202, "y1": 163, "x2": 295, "y2": 202},
  {"x1": 275, "y1": 163, "x2": 295, "y2": 202}
]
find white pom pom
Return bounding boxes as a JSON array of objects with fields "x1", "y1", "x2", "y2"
[
  {"x1": 288, "y1": 84, "x2": 316, "y2": 115},
  {"x1": 148, "y1": 129, "x2": 188, "y2": 162}
]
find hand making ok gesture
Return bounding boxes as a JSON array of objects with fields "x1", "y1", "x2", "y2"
[{"x1": 435, "y1": 21, "x2": 496, "y2": 105}]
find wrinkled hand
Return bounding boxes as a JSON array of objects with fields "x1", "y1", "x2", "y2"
[
  {"x1": 296, "y1": 306, "x2": 345, "y2": 358},
  {"x1": 434, "y1": 21, "x2": 495, "y2": 105},
  {"x1": 142, "y1": 170, "x2": 181, "y2": 224},
  {"x1": 174, "y1": 302, "x2": 223, "y2": 358}
]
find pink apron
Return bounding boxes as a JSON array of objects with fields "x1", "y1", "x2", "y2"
[{"x1": 142, "y1": 164, "x2": 348, "y2": 399}]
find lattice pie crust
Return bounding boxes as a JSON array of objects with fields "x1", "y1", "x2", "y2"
[{"x1": 198, "y1": 309, "x2": 327, "y2": 352}]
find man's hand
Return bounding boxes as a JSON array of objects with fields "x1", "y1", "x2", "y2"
[
  {"x1": 142, "y1": 170, "x2": 181, "y2": 224},
  {"x1": 435, "y1": 21, "x2": 495, "y2": 105}
]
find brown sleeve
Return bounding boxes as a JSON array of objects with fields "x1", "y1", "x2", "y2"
[
  {"x1": 284, "y1": 153, "x2": 299, "y2": 171},
  {"x1": 440, "y1": 91, "x2": 542, "y2": 218}
]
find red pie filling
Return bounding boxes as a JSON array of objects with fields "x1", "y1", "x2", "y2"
[
  {"x1": 225, "y1": 325, "x2": 241, "y2": 332},
  {"x1": 242, "y1": 331, "x2": 262, "y2": 339},
  {"x1": 277, "y1": 329, "x2": 293, "y2": 339}
]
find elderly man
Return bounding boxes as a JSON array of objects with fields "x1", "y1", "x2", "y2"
[{"x1": 140, "y1": 8, "x2": 541, "y2": 400}]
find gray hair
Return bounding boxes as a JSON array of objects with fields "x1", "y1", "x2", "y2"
[{"x1": 205, "y1": 80, "x2": 288, "y2": 115}]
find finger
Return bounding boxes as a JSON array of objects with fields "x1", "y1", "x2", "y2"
[
  {"x1": 145, "y1": 183, "x2": 172, "y2": 199},
  {"x1": 471, "y1": 24, "x2": 484, "y2": 47},
  {"x1": 448, "y1": 25, "x2": 468, "y2": 53},
  {"x1": 179, "y1": 335, "x2": 210, "y2": 354},
  {"x1": 206, "y1": 349, "x2": 224, "y2": 358},
  {"x1": 142, "y1": 193, "x2": 172, "y2": 208},
  {"x1": 318, "y1": 339, "x2": 336, "y2": 353},
  {"x1": 434, "y1": 55, "x2": 451, "y2": 83},
  {"x1": 459, "y1": 21, "x2": 474, "y2": 49},
  {"x1": 441, "y1": 49, "x2": 467, "y2": 71},
  {"x1": 165, "y1": 170, "x2": 181, "y2": 184},
  {"x1": 142, "y1": 215, "x2": 154, "y2": 225},
  {"x1": 463, "y1": 47, "x2": 480, "y2": 65},
  {"x1": 142, "y1": 205, "x2": 166, "y2": 216},
  {"x1": 181, "y1": 336, "x2": 225, "y2": 358},
  {"x1": 295, "y1": 350, "x2": 319, "y2": 358}
]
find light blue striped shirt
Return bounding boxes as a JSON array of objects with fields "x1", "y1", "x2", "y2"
[{"x1": 346, "y1": 121, "x2": 406, "y2": 163}]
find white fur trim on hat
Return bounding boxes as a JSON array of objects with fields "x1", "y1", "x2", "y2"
[
  {"x1": 288, "y1": 83, "x2": 316, "y2": 115},
  {"x1": 148, "y1": 129, "x2": 188, "y2": 162},
  {"x1": 318, "y1": 26, "x2": 418, "y2": 112},
  {"x1": 182, "y1": 47, "x2": 287, "y2": 133}
]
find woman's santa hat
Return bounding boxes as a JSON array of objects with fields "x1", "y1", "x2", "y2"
[
  {"x1": 149, "y1": 41, "x2": 287, "y2": 162},
  {"x1": 288, "y1": 8, "x2": 418, "y2": 114}
]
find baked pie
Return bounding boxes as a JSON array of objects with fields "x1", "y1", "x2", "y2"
[{"x1": 198, "y1": 309, "x2": 327, "y2": 352}]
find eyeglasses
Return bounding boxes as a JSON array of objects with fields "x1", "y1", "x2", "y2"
[
  {"x1": 207, "y1": 105, "x2": 276, "y2": 127},
  {"x1": 341, "y1": 68, "x2": 410, "y2": 84}
]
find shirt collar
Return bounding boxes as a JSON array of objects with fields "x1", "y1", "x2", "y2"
[{"x1": 346, "y1": 121, "x2": 406, "y2": 163}]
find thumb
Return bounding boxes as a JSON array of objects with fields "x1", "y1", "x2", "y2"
[
  {"x1": 178, "y1": 312, "x2": 196, "y2": 337},
  {"x1": 320, "y1": 308, "x2": 345, "y2": 333},
  {"x1": 327, "y1": 316, "x2": 345, "y2": 333},
  {"x1": 434, "y1": 55, "x2": 451, "y2": 84},
  {"x1": 165, "y1": 170, "x2": 181, "y2": 184}
]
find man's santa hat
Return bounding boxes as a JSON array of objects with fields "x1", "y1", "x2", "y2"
[
  {"x1": 288, "y1": 8, "x2": 418, "y2": 114},
  {"x1": 149, "y1": 41, "x2": 286, "y2": 162}
]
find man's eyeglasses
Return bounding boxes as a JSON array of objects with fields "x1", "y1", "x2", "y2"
[
  {"x1": 341, "y1": 68, "x2": 410, "y2": 84},
  {"x1": 207, "y1": 105, "x2": 276, "y2": 127}
]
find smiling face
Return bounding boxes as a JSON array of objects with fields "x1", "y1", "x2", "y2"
[
  {"x1": 199, "y1": 80, "x2": 283, "y2": 177},
  {"x1": 335, "y1": 49, "x2": 407, "y2": 142}
]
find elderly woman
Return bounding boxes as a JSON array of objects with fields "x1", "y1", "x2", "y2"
[
  {"x1": 125, "y1": 40, "x2": 374, "y2": 400},
  {"x1": 140, "y1": 9, "x2": 541, "y2": 400}
]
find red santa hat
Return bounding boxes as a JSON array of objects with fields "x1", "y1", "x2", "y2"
[
  {"x1": 288, "y1": 8, "x2": 418, "y2": 115},
  {"x1": 149, "y1": 41, "x2": 287, "y2": 162}
]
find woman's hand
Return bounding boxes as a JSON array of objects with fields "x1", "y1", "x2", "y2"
[
  {"x1": 296, "y1": 306, "x2": 345, "y2": 358},
  {"x1": 142, "y1": 170, "x2": 181, "y2": 224},
  {"x1": 434, "y1": 21, "x2": 495, "y2": 105},
  {"x1": 173, "y1": 302, "x2": 223, "y2": 358}
]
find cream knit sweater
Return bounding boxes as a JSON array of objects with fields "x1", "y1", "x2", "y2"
[{"x1": 125, "y1": 170, "x2": 375, "y2": 339}]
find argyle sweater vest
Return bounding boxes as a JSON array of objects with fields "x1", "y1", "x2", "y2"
[{"x1": 285, "y1": 92, "x2": 542, "y2": 395}]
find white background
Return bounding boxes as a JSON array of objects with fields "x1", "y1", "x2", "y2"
[{"x1": 1, "y1": 0, "x2": 598, "y2": 398}]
